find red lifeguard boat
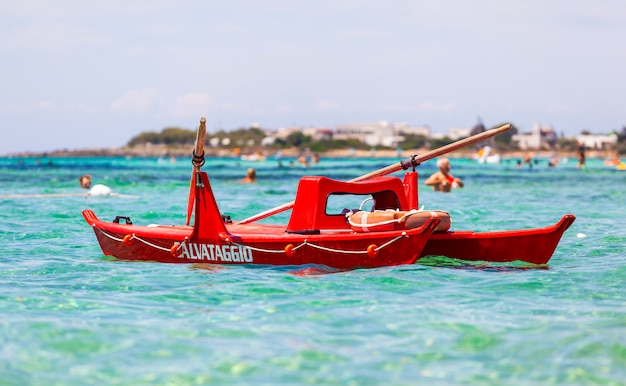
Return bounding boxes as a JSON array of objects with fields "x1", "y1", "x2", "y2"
[{"x1": 83, "y1": 119, "x2": 575, "y2": 268}]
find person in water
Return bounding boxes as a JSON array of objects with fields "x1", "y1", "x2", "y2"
[
  {"x1": 240, "y1": 168, "x2": 257, "y2": 183},
  {"x1": 604, "y1": 151, "x2": 620, "y2": 166},
  {"x1": 548, "y1": 153, "x2": 559, "y2": 168},
  {"x1": 577, "y1": 141, "x2": 586, "y2": 169},
  {"x1": 424, "y1": 158, "x2": 464, "y2": 192},
  {"x1": 79, "y1": 174, "x2": 112, "y2": 197}
]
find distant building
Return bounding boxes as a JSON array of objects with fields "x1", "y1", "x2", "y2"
[
  {"x1": 303, "y1": 127, "x2": 334, "y2": 141},
  {"x1": 334, "y1": 120, "x2": 404, "y2": 147},
  {"x1": 512, "y1": 123, "x2": 557, "y2": 150},
  {"x1": 430, "y1": 127, "x2": 471, "y2": 140},
  {"x1": 394, "y1": 123, "x2": 431, "y2": 137},
  {"x1": 273, "y1": 127, "x2": 300, "y2": 139},
  {"x1": 260, "y1": 137, "x2": 276, "y2": 146},
  {"x1": 272, "y1": 126, "x2": 333, "y2": 142},
  {"x1": 577, "y1": 133, "x2": 618, "y2": 150},
  {"x1": 448, "y1": 127, "x2": 471, "y2": 140}
]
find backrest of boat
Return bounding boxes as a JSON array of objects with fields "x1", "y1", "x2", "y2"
[
  {"x1": 191, "y1": 172, "x2": 229, "y2": 240},
  {"x1": 286, "y1": 176, "x2": 408, "y2": 234}
]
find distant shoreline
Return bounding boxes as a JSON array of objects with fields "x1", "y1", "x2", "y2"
[{"x1": 1, "y1": 144, "x2": 603, "y2": 161}]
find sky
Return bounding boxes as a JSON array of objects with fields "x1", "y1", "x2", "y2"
[{"x1": 1, "y1": 0, "x2": 625, "y2": 155}]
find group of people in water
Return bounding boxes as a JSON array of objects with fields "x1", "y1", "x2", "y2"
[
  {"x1": 238, "y1": 156, "x2": 466, "y2": 193},
  {"x1": 79, "y1": 144, "x2": 623, "y2": 196}
]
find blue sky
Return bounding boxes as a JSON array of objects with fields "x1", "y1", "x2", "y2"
[{"x1": 1, "y1": 1, "x2": 625, "y2": 155}]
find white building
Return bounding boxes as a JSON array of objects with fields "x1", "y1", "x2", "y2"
[
  {"x1": 393, "y1": 123, "x2": 431, "y2": 137},
  {"x1": 273, "y1": 127, "x2": 300, "y2": 139},
  {"x1": 302, "y1": 127, "x2": 333, "y2": 141},
  {"x1": 272, "y1": 126, "x2": 333, "y2": 142},
  {"x1": 512, "y1": 123, "x2": 558, "y2": 150},
  {"x1": 429, "y1": 127, "x2": 471, "y2": 140},
  {"x1": 448, "y1": 127, "x2": 471, "y2": 140},
  {"x1": 334, "y1": 120, "x2": 404, "y2": 147},
  {"x1": 576, "y1": 133, "x2": 618, "y2": 149}
]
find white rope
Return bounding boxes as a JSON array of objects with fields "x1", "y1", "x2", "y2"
[
  {"x1": 293, "y1": 242, "x2": 307, "y2": 251},
  {"x1": 95, "y1": 227, "x2": 125, "y2": 242},
  {"x1": 303, "y1": 241, "x2": 366, "y2": 254},
  {"x1": 132, "y1": 235, "x2": 173, "y2": 252},
  {"x1": 230, "y1": 242, "x2": 286, "y2": 254},
  {"x1": 374, "y1": 232, "x2": 408, "y2": 251},
  {"x1": 227, "y1": 239, "x2": 310, "y2": 254},
  {"x1": 347, "y1": 215, "x2": 397, "y2": 229},
  {"x1": 233, "y1": 233, "x2": 407, "y2": 255},
  {"x1": 396, "y1": 209, "x2": 419, "y2": 222},
  {"x1": 95, "y1": 228, "x2": 172, "y2": 253},
  {"x1": 346, "y1": 209, "x2": 420, "y2": 228},
  {"x1": 95, "y1": 227, "x2": 409, "y2": 256}
]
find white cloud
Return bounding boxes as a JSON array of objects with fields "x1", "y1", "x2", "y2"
[
  {"x1": 381, "y1": 102, "x2": 457, "y2": 114},
  {"x1": 213, "y1": 101, "x2": 263, "y2": 115},
  {"x1": 274, "y1": 105, "x2": 293, "y2": 114},
  {"x1": 417, "y1": 101, "x2": 457, "y2": 113},
  {"x1": 171, "y1": 93, "x2": 213, "y2": 118},
  {"x1": 314, "y1": 100, "x2": 340, "y2": 112},
  {"x1": 0, "y1": 100, "x2": 54, "y2": 113},
  {"x1": 1, "y1": 21, "x2": 110, "y2": 51},
  {"x1": 545, "y1": 104, "x2": 574, "y2": 115},
  {"x1": 64, "y1": 101, "x2": 97, "y2": 113},
  {"x1": 334, "y1": 27, "x2": 388, "y2": 39},
  {"x1": 35, "y1": 101, "x2": 54, "y2": 109},
  {"x1": 171, "y1": 93, "x2": 269, "y2": 117},
  {"x1": 110, "y1": 88, "x2": 164, "y2": 114},
  {"x1": 0, "y1": 100, "x2": 99, "y2": 114}
]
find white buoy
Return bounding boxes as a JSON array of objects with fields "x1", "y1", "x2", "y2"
[
  {"x1": 87, "y1": 184, "x2": 112, "y2": 196},
  {"x1": 576, "y1": 233, "x2": 586, "y2": 238}
]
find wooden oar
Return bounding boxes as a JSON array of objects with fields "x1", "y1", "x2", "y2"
[
  {"x1": 238, "y1": 123, "x2": 511, "y2": 224},
  {"x1": 186, "y1": 117, "x2": 207, "y2": 226}
]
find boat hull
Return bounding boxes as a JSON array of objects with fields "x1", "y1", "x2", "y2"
[
  {"x1": 83, "y1": 210, "x2": 439, "y2": 269},
  {"x1": 419, "y1": 214, "x2": 576, "y2": 264}
]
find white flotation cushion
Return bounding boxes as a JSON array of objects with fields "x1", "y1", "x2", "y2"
[{"x1": 348, "y1": 209, "x2": 451, "y2": 233}]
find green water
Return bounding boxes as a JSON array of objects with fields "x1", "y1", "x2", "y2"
[{"x1": 1, "y1": 155, "x2": 625, "y2": 385}]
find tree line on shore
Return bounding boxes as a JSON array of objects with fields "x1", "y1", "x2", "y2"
[{"x1": 127, "y1": 124, "x2": 626, "y2": 155}]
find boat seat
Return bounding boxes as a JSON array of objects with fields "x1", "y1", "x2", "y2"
[{"x1": 286, "y1": 176, "x2": 409, "y2": 233}]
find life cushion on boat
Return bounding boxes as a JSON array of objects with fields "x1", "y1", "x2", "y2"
[{"x1": 347, "y1": 209, "x2": 451, "y2": 233}]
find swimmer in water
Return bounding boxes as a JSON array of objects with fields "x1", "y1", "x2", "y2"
[
  {"x1": 239, "y1": 168, "x2": 257, "y2": 183},
  {"x1": 424, "y1": 158, "x2": 464, "y2": 192},
  {"x1": 79, "y1": 174, "x2": 113, "y2": 197}
]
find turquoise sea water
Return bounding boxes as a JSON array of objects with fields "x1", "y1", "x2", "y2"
[{"x1": 1, "y1": 154, "x2": 625, "y2": 385}]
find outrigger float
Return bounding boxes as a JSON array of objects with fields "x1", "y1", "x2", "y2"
[{"x1": 83, "y1": 118, "x2": 575, "y2": 269}]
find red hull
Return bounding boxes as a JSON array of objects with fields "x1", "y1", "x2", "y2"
[
  {"x1": 419, "y1": 214, "x2": 576, "y2": 265},
  {"x1": 83, "y1": 209, "x2": 439, "y2": 269}
]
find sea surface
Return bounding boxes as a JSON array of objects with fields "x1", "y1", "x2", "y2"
[{"x1": 1, "y1": 154, "x2": 625, "y2": 385}]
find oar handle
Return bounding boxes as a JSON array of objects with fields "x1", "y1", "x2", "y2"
[
  {"x1": 187, "y1": 117, "x2": 207, "y2": 226},
  {"x1": 192, "y1": 117, "x2": 207, "y2": 168}
]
